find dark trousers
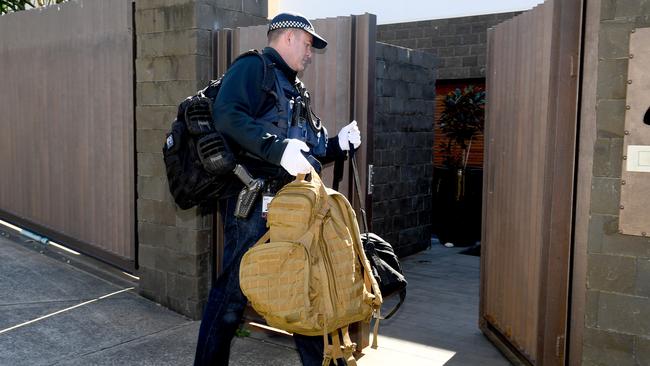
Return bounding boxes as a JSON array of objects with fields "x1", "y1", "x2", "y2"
[{"x1": 193, "y1": 195, "x2": 325, "y2": 366}]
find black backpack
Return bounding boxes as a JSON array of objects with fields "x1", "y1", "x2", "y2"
[{"x1": 162, "y1": 50, "x2": 276, "y2": 210}]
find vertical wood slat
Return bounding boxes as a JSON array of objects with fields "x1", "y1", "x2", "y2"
[
  {"x1": 0, "y1": 0, "x2": 135, "y2": 268},
  {"x1": 480, "y1": 0, "x2": 582, "y2": 364},
  {"x1": 570, "y1": 0, "x2": 602, "y2": 363}
]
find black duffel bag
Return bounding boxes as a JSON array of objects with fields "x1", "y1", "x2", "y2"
[
  {"x1": 361, "y1": 232, "x2": 407, "y2": 319},
  {"x1": 334, "y1": 145, "x2": 407, "y2": 320}
]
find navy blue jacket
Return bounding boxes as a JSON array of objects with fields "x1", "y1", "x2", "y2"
[{"x1": 213, "y1": 47, "x2": 345, "y2": 180}]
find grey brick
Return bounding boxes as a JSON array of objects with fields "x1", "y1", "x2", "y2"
[
  {"x1": 462, "y1": 33, "x2": 479, "y2": 45},
  {"x1": 636, "y1": 258, "x2": 650, "y2": 296},
  {"x1": 138, "y1": 266, "x2": 167, "y2": 303},
  {"x1": 199, "y1": 6, "x2": 266, "y2": 30},
  {"x1": 136, "y1": 55, "x2": 211, "y2": 82},
  {"x1": 599, "y1": 20, "x2": 633, "y2": 59},
  {"x1": 176, "y1": 207, "x2": 212, "y2": 230},
  {"x1": 383, "y1": 43, "x2": 398, "y2": 61},
  {"x1": 138, "y1": 221, "x2": 211, "y2": 255},
  {"x1": 138, "y1": 244, "x2": 157, "y2": 270},
  {"x1": 438, "y1": 67, "x2": 469, "y2": 79},
  {"x1": 409, "y1": 28, "x2": 424, "y2": 39},
  {"x1": 444, "y1": 56, "x2": 463, "y2": 68},
  {"x1": 379, "y1": 29, "x2": 396, "y2": 41},
  {"x1": 416, "y1": 38, "x2": 432, "y2": 49},
  {"x1": 431, "y1": 37, "x2": 448, "y2": 48},
  {"x1": 593, "y1": 138, "x2": 624, "y2": 177},
  {"x1": 447, "y1": 35, "x2": 463, "y2": 46},
  {"x1": 241, "y1": 0, "x2": 266, "y2": 18},
  {"x1": 587, "y1": 213, "x2": 620, "y2": 253},
  {"x1": 596, "y1": 99, "x2": 626, "y2": 138},
  {"x1": 396, "y1": 47, "x2": 410, "y2": 63},
  {"x1": 587, "y1": 253, "x2": 636, "y2": 293},
  {"x1": 157, "y1": 247, "x2": 207, "y2": 277},
  {"x1": 438, "y1": 47, "x2": 455, "y2": 57},
  {"x1": 597, "y1": 59, "x2": 629, "y2": 100},
  {"x1": 469, "y1": 66, "x2": 485, "y2": 78},
  {"x1": 600, "y1": 0, "x2": 617, "y2": 20},
  {"x1": 477, "y1": 54, "x2": 486, "y2": 68},
  {"x1": 454, "y1": 45, "x2": 470, "y2": 56},
  {"x1": 602, "y1": 230, "x2": 650, "y2": 258},
  {"x1": 138, "y1": 175, "x2": 173, "y2": 202},
  {"x1": 455, "y1": 24, "x2": 472, "y2": 34},
  {"x1": 615, "y1": 0, "x2": 650, "y2": 18},
  {"x1": 582, "y1": 327, "x2": 636, "y2": 366},
  {"x1": 135, "y1": 3, "x2": 195, "y2": 34},
  {"x1": 137, "y1": 105, "x2": 177, "y2": 130},
  {"x1": 395, "y1": 29, "x2": 409, "y2": 39},
  {"x1": 167, "y1": 272, "x2": 207, "y2": 301},
  {"x1": 637, "y1": 336, "x2": 650, "y2": 366},
  {"x1": 590, "y1": 177, "x2": 621, "y2": 215},
  {"x1": 585, "y1": 290, "x2": 600, "y2": 327},
  {"x1": 597, "y1": 292, "x2": 650, "y2": 334},
  {"x1": 138, "y1": 152, "x2": 166, "y2": 177},
  {"x1": 136, "y1": 0, "x2": 194, "y2": 11},
  {"x1": 137, "y1": 29, "x2": 211, "y2": 58},
  {"x1": 212, "y1": 0, "x2": 244, "y2": 12},
  {"x1": 138, "y1": 198, "x2": 177, "y2": 226},
  {"x1": 167, "y1": 297, "x2": 204, "y2": 320},
  {"x1": 137, "y1": 129, "x2": 168, "y2": 154},
  {"x1": 436, "y1": 24, "x2": 452, "y2": 37},
  {"x1": 634, "y1": 14, "x2": 650, "y2": 28},
  {"x1": 137, "y1": 80, "x2": 199, "y2": 106},
  {"x1": 470, "y1": 44, "x2": 486, "y2": 56},
  {"x1": 462, "y1": 56, "x2": 478, "y2": 67}
]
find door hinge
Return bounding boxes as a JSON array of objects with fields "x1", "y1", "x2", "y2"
[
  {"x1": 570, "y1": 55, "x2": 578, "y2": 77},
  {"x1": 556, "y1": 335, "x2": 565, "y2": 358},
  {"x1": 367, "y1": 164, "x2": 374, "y2": 195}
]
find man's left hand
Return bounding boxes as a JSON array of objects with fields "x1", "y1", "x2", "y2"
[{"x1": 337, "y1": 120, "x2": 361, "y2": 151}]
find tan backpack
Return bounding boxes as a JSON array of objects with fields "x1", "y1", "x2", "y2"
[{"x1": 239, "y1": 170, "x2": 382, "y2": 365}]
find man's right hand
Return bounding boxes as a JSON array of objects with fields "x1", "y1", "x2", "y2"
[{"x1": 280, "y1": 139, "x2": 312, "y2": 176}]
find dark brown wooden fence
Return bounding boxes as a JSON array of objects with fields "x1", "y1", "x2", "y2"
[
  {"x1": 0, "y1": 0, "x2": 135, "y2": 270},
  {"x1": 480, "y1": 0, "x2": 582, "y2": 364}
]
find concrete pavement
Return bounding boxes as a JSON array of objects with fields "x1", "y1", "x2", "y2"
[{"x1": 0, "y1": 224, "x2": 510, "y2": 365}]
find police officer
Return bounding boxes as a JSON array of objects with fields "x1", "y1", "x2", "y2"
[{"x1": 194, "y1": 12, "x2": 361, "y2": 366}]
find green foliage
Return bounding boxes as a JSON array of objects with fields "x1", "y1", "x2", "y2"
[
  {"x1": 1, "y1": 0, "x2": 66, "y2": 14},
  {"x1": 439, "y1": 85, "x2": 486, "y2": 168},
  {"x1": 0, "y1": 0, "x2": 33, "y2": 13},
  {"x1": 235, "y1": 327, "x2": 251, "y2": 337}
]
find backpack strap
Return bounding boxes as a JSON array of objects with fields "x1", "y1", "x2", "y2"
[
  {"x1": 232, "y1": 49, "x2": 278, "y2": 116},
  {"x1": 322, "y1": 327, "x2": 357, "y2": 366}
]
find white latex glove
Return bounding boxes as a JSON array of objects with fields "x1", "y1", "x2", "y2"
[
  {"x1": 337, "y1": 120, "x2": 361, "y2": 151},
  {"x1": 280, "y1": 139, "x2": 312, "y2": 176}
]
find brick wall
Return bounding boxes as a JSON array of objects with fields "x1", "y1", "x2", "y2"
[
  {"x1": 373, "y1": 42, "x2": 436, "y2": 257},
  {"x1": 582, "y1": 1, "x2": 650, "y2": 364},
  {"x1": 377, "y1": 12, "x2": 520, "y2": 80},
  {"x1": 135, "y1": 0, "x2": 267, "y2": 319}
]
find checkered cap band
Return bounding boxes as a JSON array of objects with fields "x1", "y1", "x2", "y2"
[{"x1": 269, "y1": 20, "x2": 313, "y2": 32}]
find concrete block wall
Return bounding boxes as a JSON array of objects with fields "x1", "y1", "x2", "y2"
[
  {"x1": 583, "y1": 2, "x2": 650, "y2": 364},
  {"x1": 373, "y1": 42, "x2": 436, "y2": 257},
  {"x1": 377, "y1": 12, "x2": 520, "y2": 80},
  {"x1": 135, "y1": 0, "x2": 267, "y2": 319}
]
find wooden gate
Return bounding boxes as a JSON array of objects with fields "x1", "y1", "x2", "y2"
[
  {"x1": 212, "y1": 14, "x2": 376, "y2": 348},
  {"x1": 480, "y1": 0, "x2": 582, "y2": 364},
  {"x1": 0, "y1": 0, "x2": 136, "y2": 271}
]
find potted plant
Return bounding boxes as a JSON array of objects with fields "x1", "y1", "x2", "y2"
[{"x1": 434, "y1": 85, "x2": 486, "y2": 246}]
